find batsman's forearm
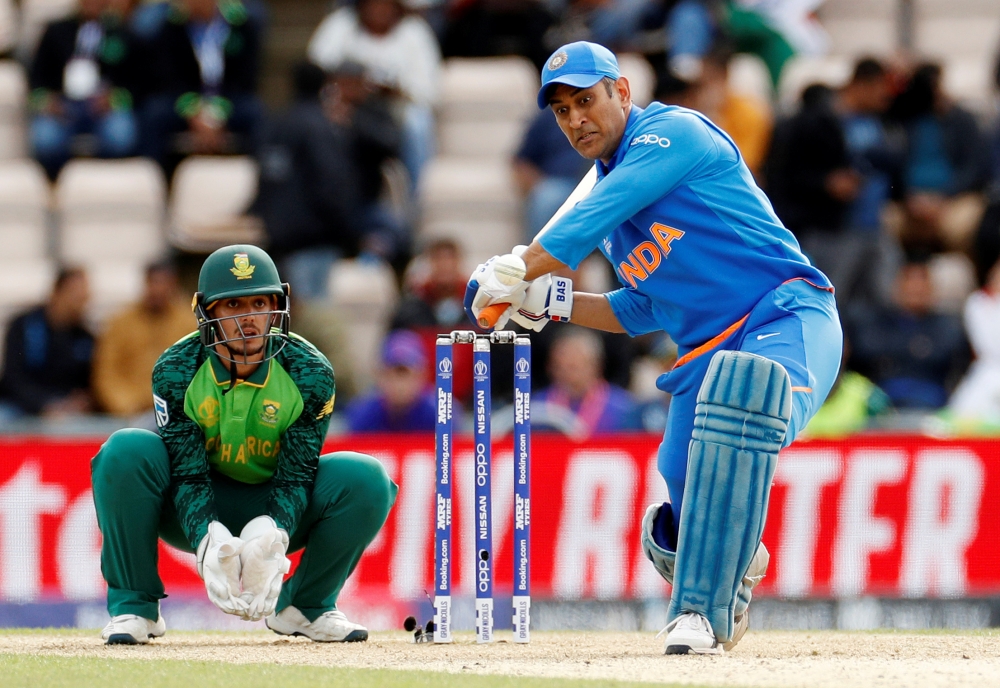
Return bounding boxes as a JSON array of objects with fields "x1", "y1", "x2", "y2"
[
  {"x1": 571, "y1": 292, "x2": 626, "y2": 333},
  {"x1": 521, "y1": 241, "x2": 567, "y2": 281}
]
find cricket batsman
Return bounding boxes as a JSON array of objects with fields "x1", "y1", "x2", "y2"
[
  {"x1": 92, "y1": 245, "x2": 397, "y2": 644},
  {"x1": 465, "y1": 42, "x2": 842, "y2": 654}
]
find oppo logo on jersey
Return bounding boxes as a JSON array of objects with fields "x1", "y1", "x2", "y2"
[
  {"x1": 630, "y1": 133, "x2": 671, "y2": 148},
  {"x1": 617, "y1": 222, "x2": 685, "y2": 288}
]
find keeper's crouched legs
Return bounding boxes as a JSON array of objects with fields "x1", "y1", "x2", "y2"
[
  {"x1": 91, "y1": 428, "x2": 173, "y2": 621},
  {"x1": 278, "y1": 452, "x2": 398, "y2": 622},
  {"x1": 667, "y1": 351, "x2": 791, "y2": 643}
]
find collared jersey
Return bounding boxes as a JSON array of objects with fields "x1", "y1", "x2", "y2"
[
  {"x1": 537, "y1": 103, "x2": 831, "y2": 353},
  {"x1": 152, "y1": 332, "x2": 335, "y2": 547}
]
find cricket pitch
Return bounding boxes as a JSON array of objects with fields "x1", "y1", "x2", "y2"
[{"x1": 2, "y1": 628, "x2": 999, "y2": 687}]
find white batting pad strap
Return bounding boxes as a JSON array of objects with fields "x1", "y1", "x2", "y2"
[{"x1": 548, "y1": 276, "x2": 573, "y2": 321}]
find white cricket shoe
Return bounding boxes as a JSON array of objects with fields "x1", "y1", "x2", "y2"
[
  {"x1": 663, "y1": 613, "x2": 723, "y2": 655},
  {"x1": 266, "y1": 605, "x2": 368, "y2": 642},
  {"x1": 101, "y1": 614, "x2": 166, "y2": 645}
]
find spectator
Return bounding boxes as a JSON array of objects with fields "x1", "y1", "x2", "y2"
[
  {"x1": 889, "y1": 62, "x2": 988, "y2": 253},
  {"x1": 344, "y1": 329, "x2": 437, "y2": 432},
  {"x1": 801, "y1": 369, "x2": 890, "y2": 438},
  {"x1": 949, "y1": 258, "x2": 1000, "y2": 421},
  {"x1": 28, "y1": 0, "x2": 145, "y2": 179},
  {"x1": 442, "y1": 0, "x2": 555, "y2": 70},
  {"x1": 534, "y1": 328, "x2": 638, "y2": 437},
  {"x1": 0, "y1": 268, "x2": 94, "y2": 418},
  {"x1": 847, "y1": 257, "x2": 968, "y2": 409},
  {"x1": 139, "y1": 0, "x2": 263, "y2": 172},
  {"x1": 393, "y1": 238, "x2": 467, "y2": 330},
  {"x1": 800, "y1": 341, "x2": 890, "y2": 438},
  {"x1": 513, "y1": 108, "x2": 593, "y2": 239},
  {"x1": 391, "y1": 238, "x2": 477, "y2": 400},
  {"x1": 631, "y1": 333, "x2": 677, "y2": 433},
  {"x1": 328, "y1": 61, "x2": 409, "y2": 266},
  {"x1": 767, "y1": 58, "x2": 903, "y2": 307},
  {"x1": 308, "y1": 0, "x2": 440, "y2": 189},
  {"x1": 970, "y1": 50, "x2": 1000, "y2": 287},
  {"x1": 660, "y1": 46, "x2": 772, "y2": 178},
  {"x1": 255, "y1": 62, "x2": 366, "y2": 299},
  {"x1": 91, "y1": 261, "x2": 193, "y2": 417},
  {"x1": 543, "y1": 0, "x2": 653, "y2": 54},
  {"x1": 664, "y1": 0, "x2": 718, "y2": 82}
]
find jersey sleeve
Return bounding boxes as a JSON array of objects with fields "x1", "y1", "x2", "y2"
[
  {"x1": 151, "y1": 342, "x2": 218, "y2": 549},
  {"x1": 538, "y1": 111, "x2": 720, "y2": 269},
  {"x1": 268, "y1": 344, "x2": 336, "y2": 532},
  {"x1": 604, "y1": 288, "x2": 661, "y2": 337}
]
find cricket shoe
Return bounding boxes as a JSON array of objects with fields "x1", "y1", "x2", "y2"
[
  {"x1": 725, "y1": 543, "x2": 771, "y2": 652},
  {"x1": 662, "y1": 613, "x2": 723, "y2": 655},
  {"x1": 266, "y1": 606, "x2": 368, "y2": 642},
  {"x1": 101, "y1": 614, "x2": 166, "y2": 645}
]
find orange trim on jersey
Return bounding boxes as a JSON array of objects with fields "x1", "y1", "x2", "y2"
[
  {"x1": 791, "y1": 386, "x2": 813, "y2": 392},
  {"x1": 673, "y1": 315, "x2": 749, "y2": 369},
  {"x1": 782, "y1": 277, "x2": 835, "y2": 294},
  {"x1": 670, "y1": 279, "x2": 831, "y2": 371}
]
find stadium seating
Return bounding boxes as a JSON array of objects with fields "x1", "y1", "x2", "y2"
[
  {"x1": 420, "y1": 156, "x2": 520, "y2": 265},
  {"x1": 819, "y1": 0, "x2": 1000, "y2": 113},
  {"x1": 167, "y1": 155, "x2": 265, "y2": 252},
  {"x1": 326, "y1": 258, "x2": 399, "y2": 393},
  {"x1": 0, "y1": 61, "x2": 27, "y2": 160},
  {"x1": 777, "y1": 55, "x2": 853, "y2": 113},
  {"x1": 819, "y1": 0, "x2": 896, "y2": 58},
  {"x1": 55, "y1": 158, "x2": 167, "y2": 325},
  {"x1": 728, "y1": 54, "x2": 774, "y2": 103},
  {"x1": 0, "y1": 158, "x2": 49, "y2": 261},
  {"x1": 17, "y1": 0, "x2": 77, "y2": 59},
  {"x1": 437, "y1": 57, "x2": 537, "y2": 160},
  {"x1": 0, "y1": 159, "x2": 53, "y2": 360},
  {"x1": 617, "y1": 53, "x2": 656, "y2": 107}
]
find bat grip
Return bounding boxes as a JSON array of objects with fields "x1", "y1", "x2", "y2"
[{"x1": 478, "y1": 303, "x2": 510, "y2": 329}]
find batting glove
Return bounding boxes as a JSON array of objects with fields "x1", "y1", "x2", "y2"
[
  {"x1": 463, "y1": 250, "x2": 529, "y2": 330},
  {"x1": 196, "y1": 521, "x2": 248, "y2": 617},
  {"x1": 508, "y1": 274, "x2": 574, "y2": 332},
  {"x1": 238, "y1": 515, "x2": 291, "y2": 622}
]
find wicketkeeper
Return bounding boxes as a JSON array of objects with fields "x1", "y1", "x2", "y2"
[{"x1": 92, "y1": 244, "x2": 397, "y2": 644}]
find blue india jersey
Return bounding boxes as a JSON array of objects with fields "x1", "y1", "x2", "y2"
[{"x1": 537, "y1": 103, "x2": 832, "y2": 352}]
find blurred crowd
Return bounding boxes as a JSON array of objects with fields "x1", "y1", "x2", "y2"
[{"x1": 1, "y1": 0, "x2": 1000, "y2": 438}]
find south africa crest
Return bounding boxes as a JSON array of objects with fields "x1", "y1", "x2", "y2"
[
  {"x1": 260, "y1": 400, "x2": 280, "y2": 425},
  {"x1": 231, "y1": 252, "x2": 255, "y2": 279}
]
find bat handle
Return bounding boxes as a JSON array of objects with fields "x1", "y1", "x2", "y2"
[{"x1": 478, "y1": 303, "x2": 510, "y2": 329}]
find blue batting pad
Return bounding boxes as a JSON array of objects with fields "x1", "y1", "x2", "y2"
[{"x1": 667, "y1": 350, "x2": 791, "y2": 642}]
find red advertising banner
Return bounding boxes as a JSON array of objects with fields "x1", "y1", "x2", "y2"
[{"x1": 0, "y1": 434, "x2": 998, "y2": 606}]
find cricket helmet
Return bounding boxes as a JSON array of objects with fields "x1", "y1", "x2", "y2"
[{"x1": 193, "y1": 244, "x2": 290, "y2": 364}]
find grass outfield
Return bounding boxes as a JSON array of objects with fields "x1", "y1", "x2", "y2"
[{"x1": 0, "y1": 653, "x2": 704, "y2": 688}]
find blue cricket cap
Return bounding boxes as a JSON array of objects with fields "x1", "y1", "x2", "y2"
[
  {"x1": 382, "y1": 330, "x2": 426, "y2": 370},
  {"x1": 537, "y1": 41, "x2": 621, "y2": 109}
]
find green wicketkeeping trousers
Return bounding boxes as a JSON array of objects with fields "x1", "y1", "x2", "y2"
[{"x1": 91, "y1": 428, "x2": 397, "y2": 622}]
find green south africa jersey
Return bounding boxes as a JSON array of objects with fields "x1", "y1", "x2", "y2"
[{"x1": 151, "y1": 333, "x2": 335, "y2": 547}]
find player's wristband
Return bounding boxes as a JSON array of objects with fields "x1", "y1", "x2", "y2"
[{"x1": 548, "y1": 276, "x2": 573, "y2": 322}]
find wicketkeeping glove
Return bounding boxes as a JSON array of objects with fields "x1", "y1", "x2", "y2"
[
  {"x1": 196, "y1": 521, "x2": 248, "y2": 616},
  {"x1": 508, "y1": 274, "x2": 574, "y2": 332},
  {"x1": 238, "y1": 515, "x2": 291, "y2": 622}
]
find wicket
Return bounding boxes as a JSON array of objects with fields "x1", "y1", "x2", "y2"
[{"x1": 433, "y1": 330, "x2": 531, "y2": 644}]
